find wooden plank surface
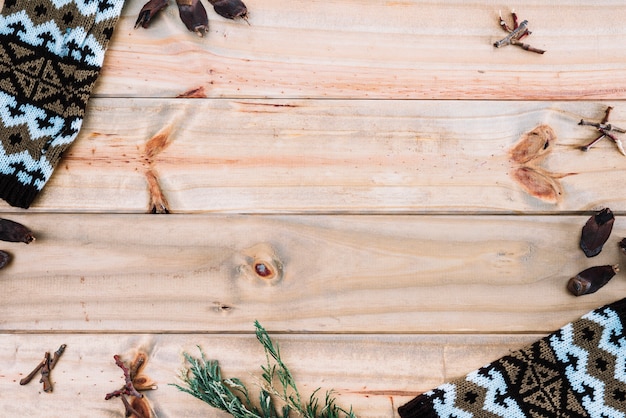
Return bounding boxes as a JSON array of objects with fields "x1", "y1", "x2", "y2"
[
  {"x1": 95, "y1": 0, "x2": 626, "y2": 100},
  {"x1": 2, "y1": 0, "x2": 626, "y2": 417},
  {"x1": 2, "y1": 99, "x2": 622, "y2": 213},
  {"x1": 0, "y1": 333, "x2": 541, "y2": 417},
  {"x1": 1, "y1": 213, "x2": 623, "y2": 333}
]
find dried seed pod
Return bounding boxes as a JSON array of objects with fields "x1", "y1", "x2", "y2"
[
  {"x1": 208, "y1": 0, "x2": 248, "y2": 20},
  {"x1": 0, "y1": 250, "x2": 10, "y2": 269},
  {"x1": 567, "y1": 265, "x2": 619, "y2": 296},
  {"x1": 580, "y1": 208, "x2": 614, "y2": 257},
  {"x1": 509, "y1": 124, "x2": 556, "y2": 165},
  {"x1": 135, "y1": 0, "x2": 169, "y2": 29},
  {"x1": 176, "y1": 0, "x2": 209, "y2": 36},
  {"x1": 619, "y1": 238, "x2": 626, "y2": 257},
  {"x1": 510, "y1": 166, "x2": 563, "y2": 204},
  {"x1": 0, "y1": 218, "x2": 34, "y2": 243}
]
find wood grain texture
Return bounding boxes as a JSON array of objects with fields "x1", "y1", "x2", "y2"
[
  {"x1": 0, "y1": 333, "x2": 542, "y2": 417},
  {"x1": 3, "y1": 99, "x2": 623, "y2": 213},
  {"x1": 2, "y1": 1, "x2": 626, "y2": 416},
  {"x1": 95, "y1": 0, "x2": 626, "y2": 100},
  {"x1": 1, "y1": 213, "x2": 624, "y2": 333}
]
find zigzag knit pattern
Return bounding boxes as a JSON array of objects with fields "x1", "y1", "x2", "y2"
[
  {"x1": 0, "y1": 0, "x2": 124, "y2": 208},
  {"x1": 399, "y1": 298, "x2": 626, "y2": 418}
]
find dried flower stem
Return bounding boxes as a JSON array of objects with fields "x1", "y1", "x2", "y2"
[
  {"x1": 579, "y1": 106, "x2": 626, "y2": 156},
  {"x1": 494, "y1": 12, "x2": 545, "y2": 54},
  {"x1": 19, "y1": 344, "x2": 66, "y2": 392},
  {"x1": 121, "y1": 395, "x2": 146, "y2": 418},
  {"x1": 105, "y1": 355, "x2": 144, "y2": 400},
  {"x1": 105, "y1": 353, "x2": 155, "y2": 418}
]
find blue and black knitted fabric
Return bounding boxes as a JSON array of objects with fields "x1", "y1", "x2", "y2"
[
  {"x1": 399, "y1": 298, "x2": 626, "y2": 417},
  {"x1": 0, "y1": 0, "x2": 124, "y2": 208}
]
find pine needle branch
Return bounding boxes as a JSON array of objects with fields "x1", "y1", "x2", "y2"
[{"x1": 171, "y1": 322, "x2": 356, "y2": 418}]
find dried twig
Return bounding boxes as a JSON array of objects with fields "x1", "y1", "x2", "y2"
[
  {"x1": 105, "y1": 355, "x2": 144, "y2": 400},
  {"x1": 579, "y1": 106, "x2": 626, "y2": 156},
  {"x1": 19, "y1": 344, "x2": 66, "y2": 392},
  {"x1": 106, "y1": 353, "x2": 156, "y2": 418},
  {"x1": 494, "y1": 11, "x2": 545, "y2": 54}
]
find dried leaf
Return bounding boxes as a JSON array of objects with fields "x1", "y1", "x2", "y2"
[
  {"x1": 135, "y1": 0, "x2": 169, "y2": 29},
  {"x1": 567, "y1": 265, "x2": 619, "y2": 296},
  {"x1": 580, "y1": 208, "x2": 614, "y2": 257},
  {"x1": 511, "y1": 166, "x2": 563, "y2": 204},
  {"x1": 509, "y1": 124, "x2": 556, "y2": 164}
]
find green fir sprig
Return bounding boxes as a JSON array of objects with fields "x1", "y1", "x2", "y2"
[{"x1": 172, "y1": 321, "x2": 356, "y2": 418}]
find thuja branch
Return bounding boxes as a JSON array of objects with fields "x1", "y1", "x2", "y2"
[{"x1": 172, "y1": 321, "x2": 356, "y2": 418}]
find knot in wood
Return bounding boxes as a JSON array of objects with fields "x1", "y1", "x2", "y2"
[{"x1": 240, "y1": 243, "x2": 283, "y2": 285}]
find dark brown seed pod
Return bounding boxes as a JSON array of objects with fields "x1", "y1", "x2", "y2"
[
  {"x1": 135, "y1": 0, "x2": 169, "y2": 29},
  {"x1": 567, "y1": 264, "x2": 619, "y2": 296},
  {"x1": 580, "y1": 208, "x2": 614, "y2": 257},
  {"x1": 208, "y1": 0, "x2": 248, "y2": 20},
  {"x1": 620, "y1": 238, "x2": 626, "y2": 257},
  {"x1": 176, "y1": 0, "x2": 209, "y2": 36},
  {"x1": 0, "y1": 218, "x2": 34, "y2": 243},
  {"x1": 0, "y1": 250, "x2": 10, "y2": 269}
]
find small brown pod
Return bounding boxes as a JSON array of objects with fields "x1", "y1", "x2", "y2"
[
  {"x1": 135, "y1": 0, "x2": 169, "y2": 29},
  {"x1": 580, "y1": 208, "x2": 614, "y2": 257},
  {"x1": 176, "y1": 0, "x2": 209, "y2": 36},
  {"x1": 619, "y1": 238, "x2": 626, "y2": 257},
  {"x1": 567, "y1": 264, "x2": 619, "y2": 296},
  {"x1": 0, "y1": 250, "x2": 10, "y2": 269},
  {"x1": 208, "y1": 0, "x2": 248, "y2": 20},
  {"x1": 0, "y1": 218, "x2": 34, "y2": 243}
]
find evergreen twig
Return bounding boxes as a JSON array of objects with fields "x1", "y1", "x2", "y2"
[{"x1": 172, "y1": 321, "x2": 356, "y2": 418}]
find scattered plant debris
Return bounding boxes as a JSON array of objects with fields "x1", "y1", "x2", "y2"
[
  {"x1": 580, "y1": 208, "x2": 614, "y2": 257},
  {"x1": 105, "y1": 353, "x2": 157, "y2": 418},
  {"x1": 578, "y1": 106, "x2": 626, "y2": 156},
  {"x1": 136, "y1": 0, "x2": 248, "y2": 36},
  {"x1": 494, "y1": 11, "x2": 545, "y2": 54},
  {"x1": 173, "y1": 321, "x2": 356, "y2": 418},
  {"x1": 19, "y1": 344, "x2": 66, "y2": 392},
  {"x1": 567, "y1": 265, "x2": 619, "y2": 296}
]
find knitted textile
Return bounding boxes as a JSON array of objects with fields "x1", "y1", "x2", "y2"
[
  {"x1": 399, "y1": 298, "x2": 626, "y2": 418},
  {"x1": 0, "y1": 0, "x2": 124, "y2": 208}
]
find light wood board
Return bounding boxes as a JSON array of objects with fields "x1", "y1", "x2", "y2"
[
  {"x1": 1, "y1": 99, "x2": 622, "y2": 213},
  {"x1": 1, "y1": 1, "x2": 626, "y2": 417}
]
